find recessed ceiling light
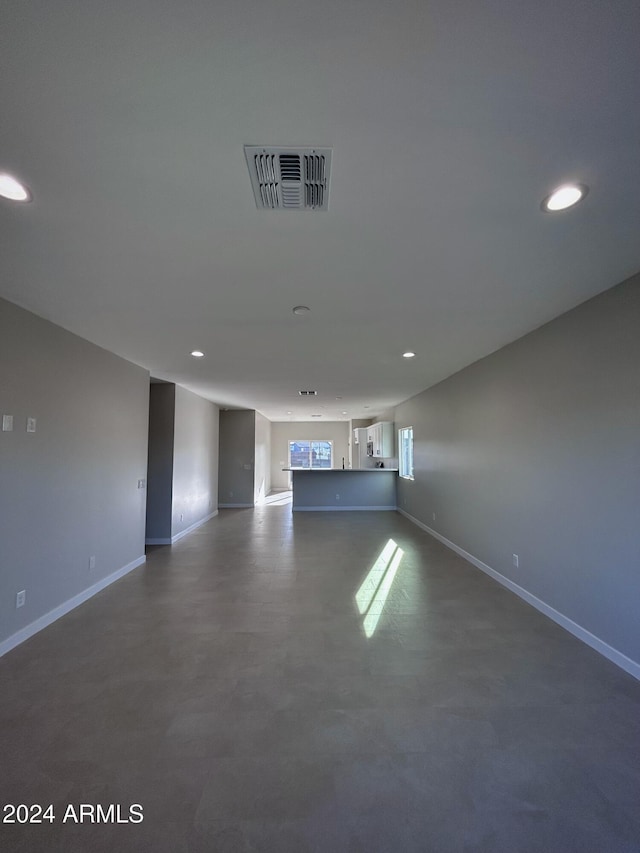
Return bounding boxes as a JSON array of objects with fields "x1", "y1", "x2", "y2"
[
  {"x1": 190, "y1": 350, "x2": 205, "y2": 358},
  {"x1": 541, "y1": 183, "x2": 588, "y2": 212},
  {"x1": 341, "y1": 411, "x2": 347, "y2": 415},
  {"x1": 403, "y1": 351, "x2": 416, "y2": 358},
  {"x1": 292, "y1": 305, "x2": 311, "y2": 315},
  {"x1": 0, "y1": 173, "x2": 31, "y2": 202},
  {"x1": 286, "y1": 411, "x2": 292, "y2": 415}
]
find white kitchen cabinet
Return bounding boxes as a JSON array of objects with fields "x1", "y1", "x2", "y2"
[{"x1": 371, "y1": 421, "x2": 394, "y2": 458}]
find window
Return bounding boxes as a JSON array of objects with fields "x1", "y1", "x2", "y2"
[
  {"x1": 398, "y1": 427, "x2": 414, "y2": 479},
  {"x1": 288, "y1": 440, "x2": 333, "y2": 469}
]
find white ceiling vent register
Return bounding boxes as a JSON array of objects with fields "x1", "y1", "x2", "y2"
[{"x1": 244, "y1": 147, "x2": 332, "y2": 210}]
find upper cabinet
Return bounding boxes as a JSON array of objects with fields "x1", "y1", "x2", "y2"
[{"x1": 369, "y1": 421, "x2": 394, "y2": 457}]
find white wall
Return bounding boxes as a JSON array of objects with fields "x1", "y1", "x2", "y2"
[
  {"x1": 171, "y1": 385, "x2": 219, "y2": 538},
  {"x1": 254, "y1": 412, "x2": 272, "y2": 503},
  {"x1": 0, "y1": 298, "x2": 149, "y2": 651},
  {"x1": 270, "y1": 421, "x2": 350, "y2": 489},
  {"x1": 395, "y1": 274, "x2": 640, "y2": 675}
]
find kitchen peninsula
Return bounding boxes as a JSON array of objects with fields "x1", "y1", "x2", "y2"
[{"x1": 284, "y1": 468, "x2": 398, "y2": 511}]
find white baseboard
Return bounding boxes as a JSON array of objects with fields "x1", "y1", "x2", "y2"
[
  {"x1": 218, "y1": 503, "x2": 254, "y2": 509},
  {"x1": 170, "y1": 510, "x2": 218, "y2": 544},
  {"x1": 145, "y1": 510, "x2": 219, "y2": 546},
  {"x1": 0, "y1": 555, "x2": 146, "y2": 658},
  {"x1": 294, "y1": 505, "x2": 397, "y2": 511},
  {"x1": 398, "y1": 508, "x2": 640, "y2": 682}
]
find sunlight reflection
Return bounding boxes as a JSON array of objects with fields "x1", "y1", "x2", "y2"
[
  {"x1": 355, "y1": 539, "x2": 398, "y2": 615},
  {"x1": 354, "y1": 538, "x2": 404, "y2": 638},
  {"x1": 362, "y1": 546, "x2": 404, "y2": 638}
]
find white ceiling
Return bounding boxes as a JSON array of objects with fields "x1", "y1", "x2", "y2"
[{"x1": 1, "y1": 0, "x2": 639, "y2": 422}]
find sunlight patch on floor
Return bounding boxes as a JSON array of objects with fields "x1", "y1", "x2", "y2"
[{"x1": 355, "y1": 538, "x2": 404, "y2": 638}]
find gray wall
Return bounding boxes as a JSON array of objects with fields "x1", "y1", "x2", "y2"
[
  {"x1": 171, "y1": 385, "x2": 219, "y2": 538},
  {"x1": 218, "y1": 410, "x2": 256, "y2": 506},
  {"x1": 254, "y1": 412, "x2": 272, "y2": 504},
  {"x1": 395, "y1": 274, "x2": 640, "y2": 667},
  {"x1": 0, "y1": 298, "x2": 149, "y2": 648},
  {"x1": 270, "y1": 421, "x2": 350, "y2": 489},
  {"x1": 145, "y1": 383, "x2": 175, "y2": 541}
]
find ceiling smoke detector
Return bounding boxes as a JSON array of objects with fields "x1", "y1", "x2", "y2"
[{"x1": 244, "y1": 147, "x2": 331, "y2": 210}]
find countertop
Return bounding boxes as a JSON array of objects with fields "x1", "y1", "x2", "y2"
[{"x1": 282, "y1": 468, "x2": 398, "y2": 473}]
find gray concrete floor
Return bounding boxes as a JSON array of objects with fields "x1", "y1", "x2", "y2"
[{"x1": 1, "y1": 507, "x2": 639, "y2": 852}]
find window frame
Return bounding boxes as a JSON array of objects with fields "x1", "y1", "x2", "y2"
[
  {"x1": 288, "y1": 439, "x2": 334, "y2": 470},
  {"x1": 398, "y1": 426, "x2": 414, "y2": 480}
]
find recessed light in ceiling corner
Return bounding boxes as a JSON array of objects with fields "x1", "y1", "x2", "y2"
[
  {"x1": 0, "y1": 173, "x2": 32, "y2": 202},
  {"x1": 541, "y1": 183, "x2": 588, "y2": 212},
  {"x1": 190, "y1": 350, "x2": 205, "y2": 358},
  {"x1": 403, "y1": 351, "x2": 416, "y2": 358},
  {"x1": 292, "y1": 305, "x2": 311, "y2": 316}
]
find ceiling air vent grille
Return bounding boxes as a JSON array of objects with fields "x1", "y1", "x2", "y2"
[
  {"x1": 245, "y1": 147, "x2": 331, "y2": 210},
  {"x1": 298, "y1": 390, "x2": 317, "y2": 396}
]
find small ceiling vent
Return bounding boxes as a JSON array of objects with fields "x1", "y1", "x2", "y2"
[
  {"x1": 244, "y1": 147, "x2": 331, "y2": 210},
  {"x1": 298, "y1": 390, "x2": 317, "y2": 396}
]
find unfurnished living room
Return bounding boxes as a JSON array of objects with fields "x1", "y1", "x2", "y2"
[{"x1": 1, "y1": 2, "x2": 639, "y2": 852}]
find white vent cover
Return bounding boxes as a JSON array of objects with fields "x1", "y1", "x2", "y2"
[
  {"x1": 244, "y1": 147, "x2": 331, "y2": 210},
  {"x1": 298, "y1": 390, "x2": 318, "y2": 396}
]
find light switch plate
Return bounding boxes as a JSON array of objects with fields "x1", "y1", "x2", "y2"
[
  {"x1": 26, "y1": 417, "x2": 37, "y2": 433},
  {"x1": 2, "y1": 415, "x2": 13, "y2": 432}
]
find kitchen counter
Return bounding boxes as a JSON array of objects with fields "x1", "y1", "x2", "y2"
[
  {"x1": 282, "y1": 468, "x2": 398, "y2": 473},
  {"x1": 284, "y1": 468, "x2": 398, "y2": 511}
]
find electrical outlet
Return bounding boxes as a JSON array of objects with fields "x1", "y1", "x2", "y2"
[
  {"x1": 336, "y1": 494, "x2": 340, "y2": 500},
  {"x1": 89, "y1": 555, "x2": 96, "y2": 570},
  {"x1": 16, "y1": 590, "x2": 26, "y2": 608},
  {"x1": 432, "y1": 513, "x2": 436, "y2": 522},
  {"x1": 26, "y1": 417, "x2": 37, "y2": 433},
  {"x1": 180, "y1": 513, "x2": 184, "y2": 522},
  {"x1": 513, "y1": 554, "x2": 519, "y2": 568},
  {"x1": 137, "y1": 478, "x2": 146, "y2": 489}
]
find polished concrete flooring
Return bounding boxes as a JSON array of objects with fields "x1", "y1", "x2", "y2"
[{"x1": 1, "y1": 507, "x2": 640, "y2": 852}]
